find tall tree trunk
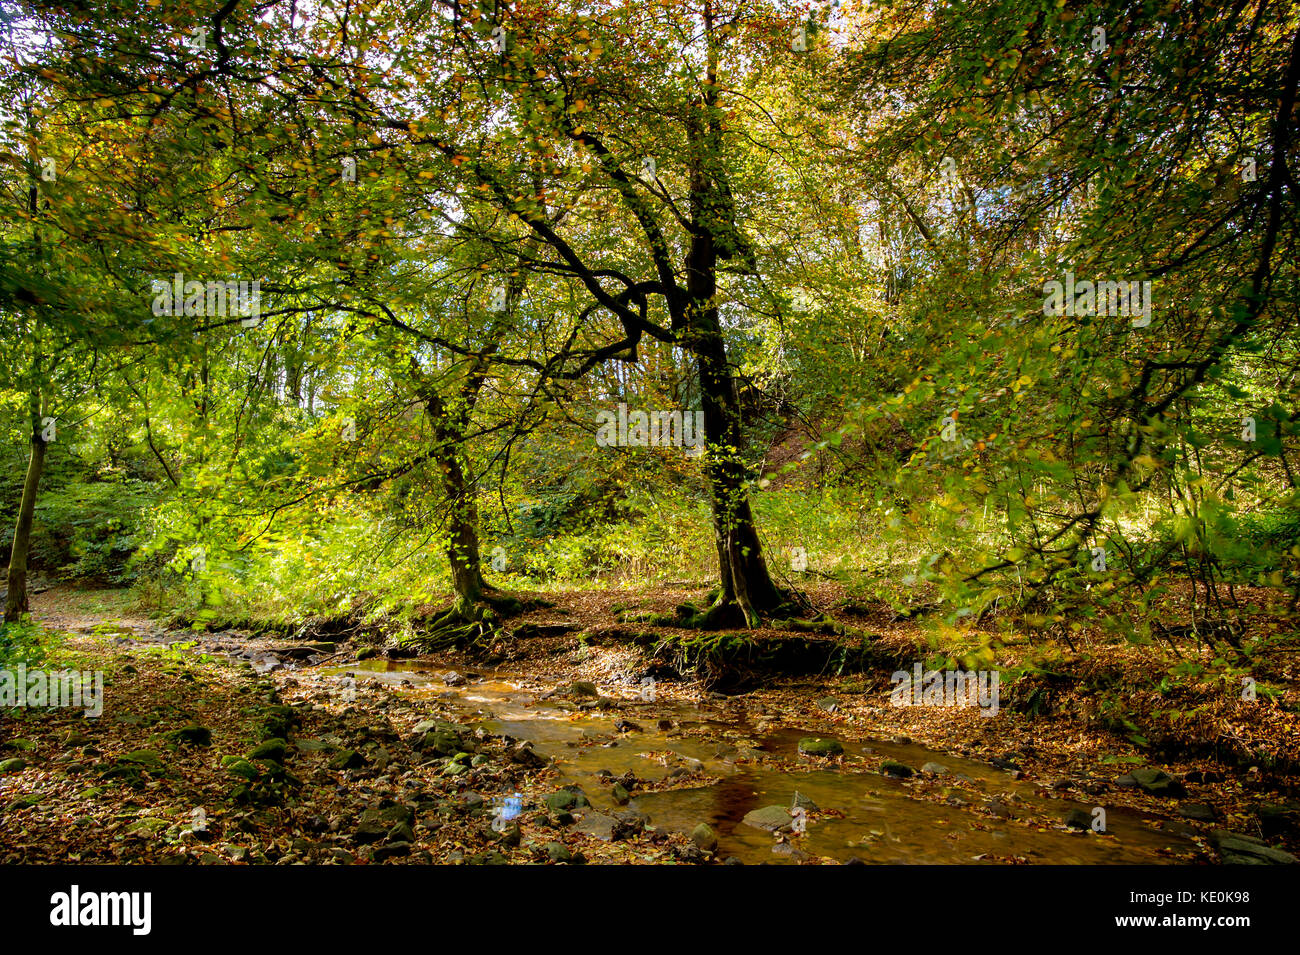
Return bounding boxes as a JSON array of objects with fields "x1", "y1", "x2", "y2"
[
  {"x1": 680, "y1": 2, "x2": 787, "y2": 627},
  {"x1": 5, "y1": 393, "x2": 47, "y2": 622},
  {"x1": 423, "y1": 389, "x2": 486, "y2": 609},
  {"x1": 685, "y1": 244, "x2": 784, "y2": 626}
]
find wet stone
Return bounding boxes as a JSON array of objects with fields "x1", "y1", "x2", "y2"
[
  {"x1": 574, "y1": 812, "x2": 617, "y2": 841},
  {"x1": 987, "y1": 799, "x2": 1014, "y2": 819},
  {"x1": 743, "y1": 805, "x2": 793, "y2": 832},
  {"x1": 772, "y1": 842, "x2": 810, "y2": 862},
  {"x1": 1129, "y1": 767, "x2": 1185, "y2": 797},
  {"x1": 791, "y1": 790, "x2": 819, "y2": 811},
  {"x1": 798, "y1": 737, "x2": 843, "y2": 758},
  {"x1": 1064, "y1": 809, "x2": 1093, "y2": 830},
  {"x1": 1210, "y1": 831, "x2": 1298, "y2": 865},
  {"x1": 545, "y1": 842, "x2": 572, "y2": 863},
  {"x1": 691, "y1": 823, "x2": 718, "y2": 852}
]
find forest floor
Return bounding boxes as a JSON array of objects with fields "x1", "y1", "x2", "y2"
[{"x1": 1, "y1": 582, "x2": 1297, "y2": 865}]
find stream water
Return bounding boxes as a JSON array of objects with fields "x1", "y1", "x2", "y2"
[{"x1": 325, "y1": 659, "x2": 1197, "y2": 865}]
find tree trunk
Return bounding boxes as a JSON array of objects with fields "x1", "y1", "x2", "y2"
[
  {"x1": 409, "y1": 268, "x2": 525, "y2": 636},
  {"x1": 418, "y1": 357, "x2": 501, "y2": 616},
  {"x1": 685, "y1": 264, "x2": 785, "y2": 626},
  {"x1": 675, "y1": 8, "x2": 787, "y2": 627},
  {"x1": 660, "y1": 1, "x2": 788, "y2": 628},
  {"x1": 411, "y1": 375, "x2": 520, "y2": 649},
  {"x1": 5, "y1": 402, "x2": 47, "y2": 622},
  {"x1": 428, "y1": 398, "x2": 487, "y2": 609},
  {"x1": 684, "y1": 175, "x2": 784, "y2": 620}
]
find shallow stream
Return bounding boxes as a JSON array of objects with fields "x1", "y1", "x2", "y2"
[{"x1": 327, "y1": 660, "x2": 1196, "y2": 865}]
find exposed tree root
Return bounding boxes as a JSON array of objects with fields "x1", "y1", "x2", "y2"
[
  {"x1": 618, "y1": 585, "x2": 825, "y2": 633},
  {"x1": 630, "y1": 627, "x2": 889, "y2": 692},
  {"x1": 406, "y1": 588, "x2": 527, "y2": 653}
]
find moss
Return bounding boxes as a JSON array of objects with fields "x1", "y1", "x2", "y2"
[
  {"x1": 798, "y1": 737, "x2": 844, "y2": 757},
  {"x1": 259, "y1": 706, "x2": 296, "y2": 740},
  {"x1": 222, "y1": 757, "x2": 260, "y2": 780},
  {"x1": 246, "y1": 738, "x2": 287, "y2": 763}
]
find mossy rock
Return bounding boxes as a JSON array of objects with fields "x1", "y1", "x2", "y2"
[
  {"x1": 412, "y1": 722, "x2": 465, "y2": 756},
  {"x1": 691, "y1": 823, "x2": 718, "y2": 852},
  {"x1": 101, "y1": 750, "x2": 165, "y2": 780},
  {"x1": 259, "y1": 706, "x2": 297, "y2": 740},
  {"x1": 119, "y1": 750, "x2": 164, "y2": 769},
  {"x1": 1130, "y1": 767, "x2": 1185, "y2": 797},
  {"x1": 545, "y1": 842, "x2": 572, "y2": 863},
  {"x1": 413, "y1": 718, "x2": 470, "y2": 735},
  {"x1": 881, "y1": 760, "x2": 914, "y2": 778},
  {"x1": 387, "y1": 821, "x2": 416, "y2": 844},
  {"x1": 126, "y1": 817, "x2": 171, "y2": 838},
  {"x1": 797, "y1": 737, "x2": 844, "y2": 758},
  {"x1": 0, "y1": 757, "x2": 27, "y2": 774},
  {"x1": 251, "y1": 758, "x2": 288, "y2": 780},
  {"x1": 246, "y1": 738, "x2": 288, "y2": 764},
  {"x1": 329, "y1": 749, "x2": 366, "y2": 771},
  {"x1": 221, "y1": 757, "x2": 260, "y2": 781},
  {"x1": 356, "y1": 805, "x2": 414, "y2": 842},
  {"x1": 356, "y1": 647, "x2": 377, "y2": 661},
  {"x1": 544, "y1": 790, "x2": 589, "y2": 812},
  {"x1": 376, "y1": 804, "x2": 415, "y2": 827}
]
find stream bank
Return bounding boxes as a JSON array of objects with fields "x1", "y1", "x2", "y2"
[{"x1": 2, "y1": 585, "x2": 1297, "y2": 865}]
